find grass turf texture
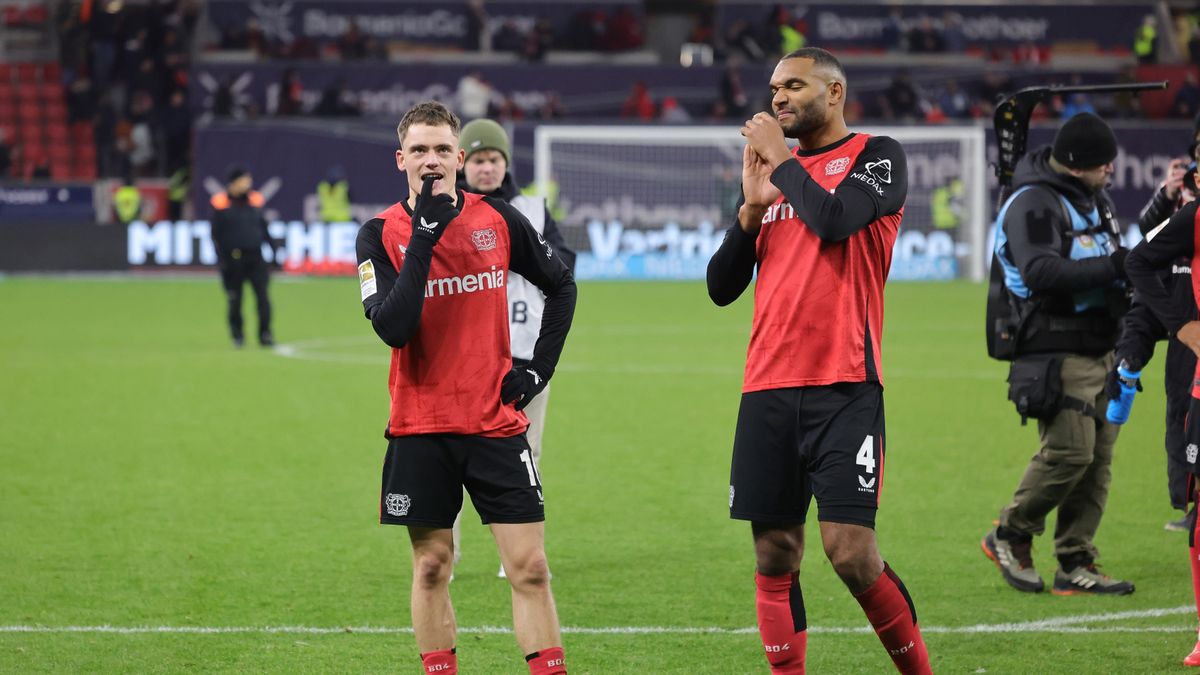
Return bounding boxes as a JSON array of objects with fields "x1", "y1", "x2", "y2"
[{"x1": 0, "y1": 277, "x2": 1195, "y2": 674}]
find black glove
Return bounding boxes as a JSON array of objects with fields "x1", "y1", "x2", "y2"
[
  {"x1": 501, "y1": 366, "x2": 548, "y2": 411},
  {"x1": 1104, "y1": 362, "x2": 1143, "y2": 401},
  {"x1": 1110, "y1": 248, "x2": 1129, "y2": 280},
  {"x1": 410, "y1": 175, "x2": 459, "y2": 245}
]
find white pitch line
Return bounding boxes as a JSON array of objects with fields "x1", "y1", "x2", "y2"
[{"x1": 1, "y1": 607, "x2": 1194, "y2": 636}]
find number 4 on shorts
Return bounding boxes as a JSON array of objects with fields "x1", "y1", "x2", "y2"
[{"x1": 856, "y1": 436, "x2": 875, "y2": 474}]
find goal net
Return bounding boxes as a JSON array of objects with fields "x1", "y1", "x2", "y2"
[{"x1": 532, "y1": 125, "x2": 988, "y2": 281}]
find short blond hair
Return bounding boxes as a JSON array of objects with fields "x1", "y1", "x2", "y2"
[{"x1": 396, "y1": 101, "x2": 461, "y2": 145}]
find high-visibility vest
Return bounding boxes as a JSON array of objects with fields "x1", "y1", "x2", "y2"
[
  {"x1": 114, "y1": 185, "x2": 142, "y2": 224},
  {"x1": 318, "y1": 180, "x2": 351, "y2": 222},
  {"x1": 1134, "y1": 24, "x2": 1156, "y2": 57}
]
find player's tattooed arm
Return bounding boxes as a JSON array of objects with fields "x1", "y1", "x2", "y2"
[
  {"x1": 1126, "y1": 201, "x2": 1198, "y2": 337},
  {"x1": 355, "y1": 217, "x2": 432, "y2": 349},
  {"x1": 769, "y1": 136, "x2": 908, "y2": 243},
  {"x1": 490, "y1": 196, "x2": 577, "y2": 380}
]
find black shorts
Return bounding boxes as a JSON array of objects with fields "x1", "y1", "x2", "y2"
[
  {"x1": 729, "y1": 382, "x2": 885, "y2": 528},
  {"x1": 380, "y1": 433, "x2": 544, "y2": 528}
]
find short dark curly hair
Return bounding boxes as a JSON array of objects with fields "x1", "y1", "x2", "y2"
[{"x1": 396, "y1": 101, "x2": 461, "y2": 145}]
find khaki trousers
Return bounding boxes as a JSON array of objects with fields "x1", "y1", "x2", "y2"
[{"x1": 999, "y1": 352, "x2": 1119, "y2": 561}]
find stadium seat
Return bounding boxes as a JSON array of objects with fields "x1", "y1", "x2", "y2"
[
  {"x1": 40, "y1": 62, "x2": 60, "y2": 83},
  {"x1": 71, "y1": 121, "x2": 93, "y2": 141},
  {"x1": 0, "y1": 102, "x2": 14, "y2": 124},
  {"x1": 47, "y1": 143, "x2": 70, "y2": 162},
  {"x1": 50, "y1": 161, "x2": 71, "y2": 180},
  {"x1": 18, "y1": 125, "x2": 42, "y2": 144},
  {"x1": 17, "y1": 102, "x2": 40, "y2": 121},
  {"x1": 43, "y1": 101, "x2": 66, "y2": 121},
  {"x1": 16, "y1": 82, "x2": 39, "y2": 102},
  {"x1": 0, "y1": 83, "x2": 13, "y2": 102},
  {"x1": 0, "y1": 63, "x2": 11, "y2": 83},
  {"x1": 73, "y1": 163, "x2": 96, "y2": 180},
  {"x1": 15, "y1": 62, "x2": 38, "y2": 83},
  {"x1": 44, "y1": 122, "x2": 68, "y2": 143},
  {"x1": 39, "y1": 82, "x2": 64, "y2": 101}
]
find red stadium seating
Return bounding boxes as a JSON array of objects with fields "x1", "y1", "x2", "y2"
[
  {"x1": 44, "y1": 122, "x2": 68, "y2": 143},
  {"x1": 0, "y1": 63, "x2": 11, "y2": 83},
  {"x1": 15, "y1": 62, "x2": 38, "y2": 83},
  {"x1": 15, "y1": 82, "x2": 39, "y2": 102},
  {"x1": 43, "y1": 101, "x2": 65, "y2": 122},
  {"x1": 39, "y1": 82, "x2": 63, "y2": 101},
  {"x1": 40, "y1": 62, "x2": 60, "y2": 83},
  {"x1": 0, "y1": 83, "x2": 13, "y2": 102},
  {"x1": 0, "y1": 102, "x2": 14, "y2": 124},
  {"x1": 17, "y1": 102, "x2": 40, "y2": 121}
]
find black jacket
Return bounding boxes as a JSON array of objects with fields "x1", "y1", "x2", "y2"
[
  {"x1": 999, "y1": 146, "x2": 1126, "y2": 355},
  {"x1": 211, "y1": 194, "x2": 272, "y2": 262},
  {"x1": 456, "y1": 172, "x2": 576, "y2": 272}
]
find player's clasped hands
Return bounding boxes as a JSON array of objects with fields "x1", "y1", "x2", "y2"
[
  {"x1": 740, "y1": 111, "x2": 790, "y2": 168},
  {"x1": 411, "y1": 175, "x2": 460, "y2": 245}
]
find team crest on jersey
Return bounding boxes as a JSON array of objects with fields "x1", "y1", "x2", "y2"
[
  {"x1": 1077, "y1": 234, "x2": 1095, "y2": 248},
  {"x1": 385, "y1": 493, "x2": 411, "y2": 517},
  {"x1": 825, "y1": 157, "x2": 850, "y2": 176},
  {"x1": 472, "y1": 228, "x2": 497, "y2": 251}
]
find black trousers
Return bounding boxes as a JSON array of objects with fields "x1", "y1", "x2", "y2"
[{"x1": 218, "y1": 250, "x2": 271, "y2": 341}]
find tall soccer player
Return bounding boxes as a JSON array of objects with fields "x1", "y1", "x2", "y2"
[
  {"x1": 707, "y1": 48, "x2": 931, "y2": 674},
  {"x1": 355, "y1": 101, "x2": 576, "y2": 675},
  {"x1": 1125, "y1": 189, "x2": 1200, "y2": 666}
]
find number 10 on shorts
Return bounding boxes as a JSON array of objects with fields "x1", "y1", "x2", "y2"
[{"x1": 520, "y1": 448, "x2": 541, "y2": 487}]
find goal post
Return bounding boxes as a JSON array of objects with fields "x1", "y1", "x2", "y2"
[{"x1": 532, "y1": 124, "x2": 988, "y2": 282}]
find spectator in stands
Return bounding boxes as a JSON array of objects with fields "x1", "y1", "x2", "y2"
[
  {"x1": 0, "y1": 128, "x2": 10, "y2": 178},
  {"x1": 705, "y1": 100, "x2": 730, "y2": 123},
  {"x1": 567, "y1": 9, "x2": 606, "y2": 51},
  {"x1": 538, "y1": 94, "x2": 566, "y2": 120},
  {"x1": 521, "y1": 19, "x2": 553, "y2": 62},
  {"x1": 660, "y1": 96, "x2": 691, "y2": 124},
  {"x1": 466, "y1": 0, "x2": 491, "y2": 52},
  {"x1": 908, "y1": 15, "x2": 945, "y2": 53},
  {"x1": 602, "y1": 7, "x2": 644, "y2": 51},
  {"x1": 275, "y1": 68, "x2": 304, "y2": 116},
  {"x1": 458, "y1": 71, "x2": 493, "y2": 120},
  {"x1": 494, "y1": 20, "x2": 525, "y2": 53},
  {"x1": 212, "y1": 76, "x2": 236, "y2": 118},
  {"x1": 1061, "y1": 92, "x2": 1097, "y2": 119},
  {"x1": 1174, "y1": 72, "x2": 1200, "y2": 119},
  {"x1": 620, "y1": 81, "x2": 656, "y2": 120},
  {"x1": 726, "y1": 19, "x2": 766, "y2": 61},
  {"x1": 337, "y1": 22, "x2": 369, "y2": 60},
  {"x1": 880, "y1": 70, "x2": 923, "y2": 121},
  {"x1": 314, "y1": 79, "x2": 361, "y2": 117},
  {"x1": 1134, "y1": 15, "x2": 1158, "y2": 64},
  {"x1": 161, "y1": 90, "x2": 193, "y2": 172},
  {"x1": 1112, "y1": 65, "x2": 1143, "y2": 119},
  {"x1": 720, "y1": 64, "x2": 750, "y2": 118},
  {"x1": 66, "y1": 74, "x2": 97, "y2": 123},
  {"x1": 942, "y1": 12, "x2": 966, "y2": 53},
  {"x1": 937, "y1": 80, "x2": 971, "y2": 119},
  {"x1": 882, "y1": 9, "x2": 907, "y2": 52}
]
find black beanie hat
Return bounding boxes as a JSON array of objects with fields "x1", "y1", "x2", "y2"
[
  {"x1": 226, "y1": 165, "x2": 249, "y2": 184},
  {"x1": 1052, "y1": 112, "x2": 1118, "y2": 169}
]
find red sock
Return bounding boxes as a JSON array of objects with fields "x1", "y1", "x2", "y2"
[
  {"x1": 755, "y1": 571, "x2": 807, "y2": 674},
  {"x1": 526, "y1": 646, "x2": 566, "y2": 674},
  {"x1": 853, "y1": 564, "x2": 931, "y2": 675},
  {"x1": 420, "y1": 648, "x2": 456, "y2": 674},
  {"x1": 1190, "y1": 509, "x2": 1200, "y2": 624}
]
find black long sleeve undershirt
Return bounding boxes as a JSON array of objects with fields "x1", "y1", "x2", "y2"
[
  {"x1": 706, "y1": 215, "x2": 758, "y2": 306},
  {"x1": 356, "y1": 218, "x2": 432, "y2": 349},
  {"x1": 1125, "y1": 201, "x2": 1198, "y2": 335}
]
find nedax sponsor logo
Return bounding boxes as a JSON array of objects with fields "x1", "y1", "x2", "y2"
[{"x1": 864, "y1": 158, "x2": 893, "y2": 183}]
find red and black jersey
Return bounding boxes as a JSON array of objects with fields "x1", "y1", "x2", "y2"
[
  {"x1": 708, "y1": 133, "x2": 908, "y2": 391},
  {"x1": 1126, "y1": 200, "x2": 1200, "y2": 397},
  {"x1": 355, "y1": 190, "x2": 576, "y2": 437}
]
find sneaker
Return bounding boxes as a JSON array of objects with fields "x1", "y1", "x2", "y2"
[
  {"x1": 981, "y1": 528, "x2": 1044, "y2": 593},
  {"x1": 259, "y1": 332, "x2": 275, "y2": 347},
  {"x1": 1167, "y1": 515, "x2": 1191, "y2": 532},
  {"x1": 1184, "y1": 633, "x2": 1200, "y2": 666},
  {"x1": 1052, "y1": 564, "x2": 1135, "y2": 595},
  {"x1": 232, "y1": 335, "x2": 245, "y2": 348}
]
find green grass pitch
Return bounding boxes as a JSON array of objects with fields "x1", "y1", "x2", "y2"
[{"x1": 0, "y1": 276, "x2": 1196, "y2": 673}]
